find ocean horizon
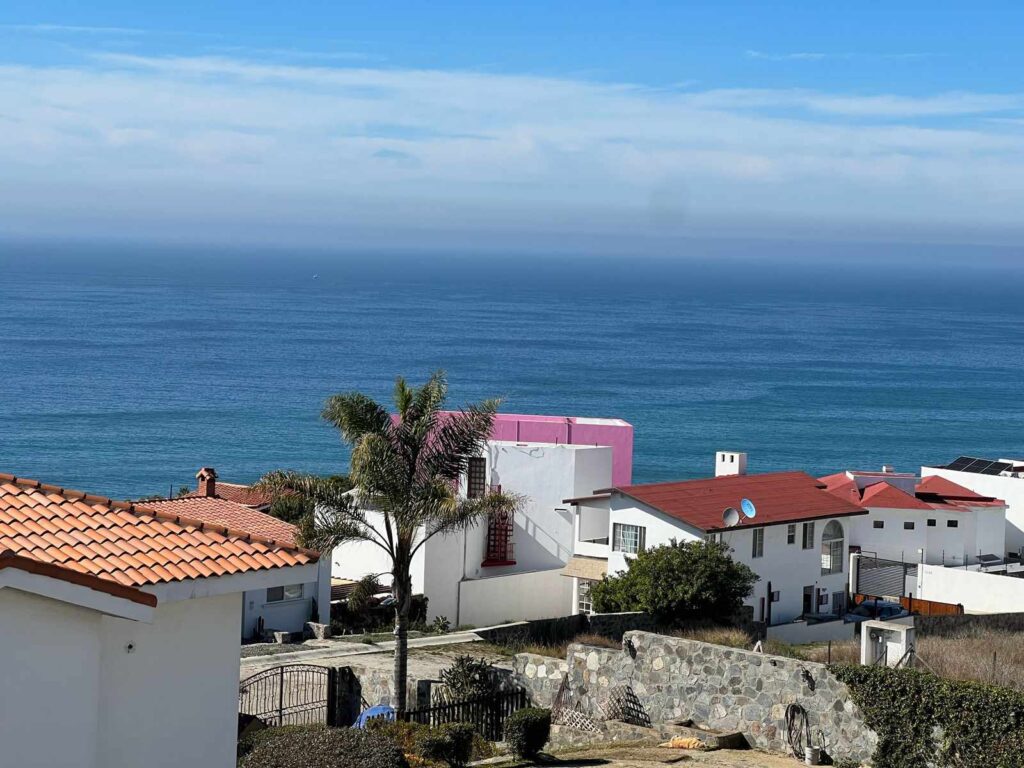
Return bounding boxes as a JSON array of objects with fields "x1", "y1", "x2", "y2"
[{"x1": 2, "y1": 242, "x2": 1022, "y2": 500}]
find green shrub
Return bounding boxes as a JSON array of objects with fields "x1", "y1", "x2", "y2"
[
  {"x1": 365, "y1": 718, "x2": 429, "y2": 755},
  {"x1": 831, "y1": 663, "x2": 1024, "y2": 768},
  {"x1": 503, "y1": 708, "x2": 551, "y2": 758},
  {"x1": 439, "y1": 656, "x2": 496, "y2": 700},
  {"x1": 415, "y1": 722, "x2": 476, "y2": 767},
  {"x1": 238, "y1": 724, "x2": 409, "y2": 768}
]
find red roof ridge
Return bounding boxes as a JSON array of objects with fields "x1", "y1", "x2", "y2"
[
  {"x1": 0, "y1": 549, "x2": 157, "y2": 607},
  {"x1": 0, "y1": 472, "x2": 319, "y2": 560}
]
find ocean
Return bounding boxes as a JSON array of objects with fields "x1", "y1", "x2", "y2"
[{"x1": 1, "y1": 243, "x2": 1023, "y2": 500}]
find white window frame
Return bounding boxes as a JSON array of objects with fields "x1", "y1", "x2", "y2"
[
  {"x1": 751, "y1": 527, "x2": 764, "y2": 558},
  {"x1": 820, "y1": 520, "x2": 844, "y2": 576},
  {"x1": 612, "y1": 523, "x2": 646, "y2": 555},
  {"x1": 787, "y1": 524, "x2": 796, "y2": 545},
  {"x1": 802, "y1": 521, "x2": 815, "y2": 550},
  {"x1": 577, "y1": 579, "x2": 595, "y2": 615},
  {"x1": 267, "y1": 583, "x2": 304, "y2": 603}
]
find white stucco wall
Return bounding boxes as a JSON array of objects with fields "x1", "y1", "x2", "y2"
[
  {"x1": 456, "y1": 568, "x2": 574, "y2": 627},
  {"x1": 607, "y1": 497, "x2": 852, "y2": 625},
  {"x1": 922, "y1": 466, "x2": 1024, "y2": 555},
  {"x1": 241, "y1": 559, "x2": 332, "y2": 638},
  {"x1": 916, "y1": 563, "x2": 1024, "y2": 613},
  {"x1": 330, "y1": 508, "x2": 426, "y2": 593},
  {"x1": 844, "y1": 505, "x2": 1005, "y2": 566},
  {"x1": 0, "y1": 588, "x2": 103, "y2": 768},
  {"x1": 95, "y1": 592, "x2": 243, "y2": 768}
]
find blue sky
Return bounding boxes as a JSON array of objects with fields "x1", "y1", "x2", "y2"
[{"x1": 3, "y1": 2, "x2": 1024, "y2": 251}]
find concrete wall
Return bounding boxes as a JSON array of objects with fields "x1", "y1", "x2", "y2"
[
  {"x1": 766, "y1": 618, "x2": 855, "y2": 645},
  {"x1": 242, "y1": 559, "x2": 330, "y2": 639},
  {"x1": 922, "y1": 466, "x2": 1024, "y2": 555},
  {"x1": 330, "y1": 508, "x2": 427, "y2": 593},
  {"x1": 515, "y1": 631, "x2": 876, "y2": 764},
  {"x1": 96, "y1": 592, "x2": 243, "y2": 768},
  {"x1": 0, "y1": 588, "x2": 103, "y2": 768},
  {"x1": 457, "y1": 568, "x2": 574, "y2": 627},
  {"x1": 916, "y1": 563, "x2": 1024, "y2": 613}
]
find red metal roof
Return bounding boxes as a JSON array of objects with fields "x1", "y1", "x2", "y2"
[
  {"x1": 610, "y1": 471, "x2": 867, "y2": 533},
  {"x1": 819, "y1": 472, "x2": 1006, "y2": 512}
]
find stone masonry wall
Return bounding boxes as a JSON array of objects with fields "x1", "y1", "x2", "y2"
[
  {"x1": 515, "y1": 631, "x2": 876, "y2": 764},
  {"x1": 513, "y1": 653, "x2": 570, "y2": 707}
]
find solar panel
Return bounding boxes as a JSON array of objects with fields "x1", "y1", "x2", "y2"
[
  {"x1": 980, "y1": 461, "x2": 1013, "y2": 475},
  {"x1": 944, "y1": 456, "x2": 976, "y2": 471}
]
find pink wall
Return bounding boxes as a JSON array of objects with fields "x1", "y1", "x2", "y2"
[{"x1": 485, "y1": 413, "x2": 633, "y2": 486}]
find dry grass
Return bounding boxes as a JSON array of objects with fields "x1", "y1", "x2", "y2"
[
  {"x1": 671, "y1": 626, "x2": 752, "y2": 649},
  {"x1": 505, "y1": 632, "x2": 622, "y2": 659},
  {"x1": 803, "y1": 628, "x2": 1024, "y2": 689}
]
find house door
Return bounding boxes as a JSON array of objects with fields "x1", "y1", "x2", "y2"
[{"x1": 802, "y1": 586, "x2": 814, "y2": 615}]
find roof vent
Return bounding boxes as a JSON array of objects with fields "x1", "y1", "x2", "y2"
[{"x1": 881, "y1": 464, "x2": 895, "y2": 474}]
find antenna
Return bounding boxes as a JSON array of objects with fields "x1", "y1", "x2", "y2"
[
  {"x1": 741, "y1": 498, "x2": 757, "y2": 519},
  {"x1": 722, "y1": 507, "x2": 740, "y2": 527}
]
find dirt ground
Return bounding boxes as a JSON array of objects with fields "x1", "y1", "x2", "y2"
[{"x1": 539, "y1": 745, "x2": 808, "y2": 768}]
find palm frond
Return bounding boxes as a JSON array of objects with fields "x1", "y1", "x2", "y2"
[
  {"x1": 421, "y1": 399, "x2": 499, "y2": 481},
  {"x1": 415, "y1": 487, "x2": 525, "y2": 555},
  {"x1": 322, "y1": 392, "x2": 392, "y2": 443}
]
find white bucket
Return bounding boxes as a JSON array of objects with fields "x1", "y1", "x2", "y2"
[{"x1": 805, "y1": 746, "x2": 821, "y2": 765}]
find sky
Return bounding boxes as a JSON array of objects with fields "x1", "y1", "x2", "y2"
[{"x1": 3, "y1": 2, "x2": 1024, "y2": 253}]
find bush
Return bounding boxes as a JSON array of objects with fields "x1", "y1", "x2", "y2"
[
  {"x1": 238, "y1": 724, "x2": 409, "y2": 768},
  {"x1": 831, "y1": 663, "x2": 1024, "y2": 768},
  {"x1": 591, "y1": 539, "x2": 757, "y2": 625},
  {"x1": 439, "y1": 656, "x2": 497, "y2": 700},
  {"x1": 415, "y1": 723, "x2": 476, "y2": 767},
  {"x1": 365, "y1": 719, "x2": 428, "y2": 755},
  {"x1": 504, "y1": 708, "x2": 551, "y2": 758}
]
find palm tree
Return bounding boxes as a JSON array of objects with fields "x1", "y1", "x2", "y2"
[{"x1": 258, "y1": 371, "x2": 522, "y2": 713}]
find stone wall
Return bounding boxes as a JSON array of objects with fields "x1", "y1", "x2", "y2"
[
  {"x1": 346, "y1": 662, "x2": 431, "y2": 709},
  {"x1": 474, "y1": 612, "x2": 654, "y2": 647},
  {"x1": 515, "y1": 631, "x2": 877, "y2": 764},
  {"x1": 513, "y1": 653, "x2": 570, "y2": 707}
]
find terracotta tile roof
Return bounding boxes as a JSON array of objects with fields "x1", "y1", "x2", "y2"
[
  {"x1": 186, "y1": 481, "x2": 275, "y2": 509},
  {"x1": 142, "y1": 496, "x2": 298, "y2": 547},
  {"x1": 0, "y1": 473, "x2": 318, "y2": 589},
  {"x1": 608, "y1": 471, "x2": 867, "y2": 533},
  {"x1": 819, "y1": 472, "x2": 1006, "y2": 512},
  {"x1": 0, "y1": 549, "x2": 157, "y2": 607}
]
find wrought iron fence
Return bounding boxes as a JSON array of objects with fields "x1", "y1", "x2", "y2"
[{"x1": 401, "y1": 689, "x2": 529, "y2": 740}]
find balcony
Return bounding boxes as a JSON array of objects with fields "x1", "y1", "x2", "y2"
[{"x1": 574, "y1": 502, "x2": 611, "y2": 559}]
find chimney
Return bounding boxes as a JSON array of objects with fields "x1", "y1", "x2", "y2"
[
  {"x1": 196, "y1": 467, "x2": 218, "y2": 498},
  {"x1": 715, "y1": 451, "x2": 748, "y2": 477}
]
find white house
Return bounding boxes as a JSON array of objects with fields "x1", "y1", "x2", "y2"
[
  {"x1": 921, "y1": 455, "x2": 1024, "y2": 558},
  {"x1": 331, "y1": 413, "x2": 632, "y2": 627},
  {"x1": 0, "y1": 471, "x2": 323, "y2": 768},
  {"x1": 819, "y1": 468, "x2": 1007, "y2": 567},
  {"x1": 564, "y1": 452, "x2": 868, "y2": 625},
  {"x1": 145, "y1": 478, "x2": 332, "y2": 640}
]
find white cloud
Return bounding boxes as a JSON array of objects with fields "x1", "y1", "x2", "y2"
[
  {"x1": 2, "y1": 52, "x2": 1024, "y2": 247},
  {"x1": 0, "y1": 23, "x2": 147, "y2": 35}
]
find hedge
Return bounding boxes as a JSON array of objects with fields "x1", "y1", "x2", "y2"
[
  {"x1": 831, "y1": 664, "x2": 1024, "y2": 768},
  {"x1": 415, "y1": 722, "x2": 476, "y2": 767},
  {"x1": 237, "y1": 724, "x2": 409, "y2": 768},
  {"x1": 503, "y1": 708, "x2": 551, "y2": 759}
]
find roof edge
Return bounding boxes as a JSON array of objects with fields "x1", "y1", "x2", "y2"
[
  {"x1": 0, "y1": 550, "x2": 157, "y2": 607},
  {"x1": 0, "y1": 472, "x2": 320, "y2": 561}
]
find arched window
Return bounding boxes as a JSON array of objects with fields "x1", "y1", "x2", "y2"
[{"x1": 821, "y1": 520, "x2": 844, "y2": 575}]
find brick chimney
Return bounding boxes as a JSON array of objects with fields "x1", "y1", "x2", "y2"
[{"x1": 196, "y1": 467, "x2": 218, "y2": 498}]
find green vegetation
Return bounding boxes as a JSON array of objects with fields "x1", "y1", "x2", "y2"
[
  {"x1": 591, "y1": 539, "x2": 757, "y2": 625},
  {"x1": 832, "y1": 664, "x2": 1024, "y2": 768},
  {"x1": 366, "y1": 719, "x2": 497, "y2": 765},
  {"x1": 439, "y1": 655, "x2": 498, "y2": 700},
  {"x1": 258, "y1": 371, "x2": 523, "y2": 713},
  {"x1": 267, "y1": 475, "x2": 351, "y2": 526},
  {"x1": 238, "y1": 724, "x2": 409, "y2": 768},
  {"x1": 415, "y1": 723, "x2": 476, "y2": 768},
  {"x1": 503, "y1": 708, "x2": 551, "y2": 759}
]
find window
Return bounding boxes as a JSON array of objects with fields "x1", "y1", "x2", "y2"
[
  {"x1": 820, "y1": 520, "x2": 844, "y2": 575},
  {"x1": 947, "y1": 519, "x2": 959, "y2": 528},
  {"x1": 873, "y1": 520, "x2": 885, "y2": 529},
  {"x1": 904, "y1": 521, "x2": 915, "y2": 530},
  {"x1": 787, "y1": 524, "x2": 796, "y2": 545},
  {"x1": 927, "y1": 519, "x2": 936, "y2": 527},
  {"x1": 612, "y1": 523, "x2": 645, "y2": 554},
  {"x1": 577, "y1": 579, "x2": 595, "y2": 615},
  {"x1": 267, "y1": 584, "x2": 303, "y2": 603},
  {"x1": 467, "y1": 457, "x2": 487, "y2": 499},
  {"x1": 705, "y1": 532, "x2": 721, "y2": 544},
  {"x1": 802, "y1": 521, "x2": 815, "y2": 550},
  {"x1": 751, "y1": 527, "x2": 764, "y2": 558}
]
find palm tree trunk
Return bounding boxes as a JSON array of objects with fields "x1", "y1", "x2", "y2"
[{"x1": 392, "y1": 570, "x2": 412, "y2": 714}]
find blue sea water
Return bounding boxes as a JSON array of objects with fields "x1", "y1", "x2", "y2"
[{"x1": 1, "y1": 243, "x2": 1022, "y2": 500}]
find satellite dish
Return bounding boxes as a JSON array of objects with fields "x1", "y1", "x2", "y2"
[
  {"x1": 741, "y1": 498, "x2": 757, "y2": 519},
  {"x1": 722, "y1": 507, "x2": 740, "y2": 527}
]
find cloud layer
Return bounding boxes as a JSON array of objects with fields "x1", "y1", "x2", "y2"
[{"x1": 3, "y1": 51, "x2": 1024, "y2": 248}]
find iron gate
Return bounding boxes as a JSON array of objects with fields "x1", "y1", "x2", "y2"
[{"x1": 239, "y1": 664, "x2": 331, "y2": 726}]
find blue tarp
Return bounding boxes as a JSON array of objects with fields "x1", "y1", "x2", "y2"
[{"x1": 355, "y1": 704, "x2": 396, "y2": 728}]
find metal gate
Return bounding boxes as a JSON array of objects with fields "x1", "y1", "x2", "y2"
[
  {"x1": 856, "y1": 554, "x2": 918, "y2": 598},
  {"x1": 239, "y1": 664, "x2": 331, "y2": 726}
]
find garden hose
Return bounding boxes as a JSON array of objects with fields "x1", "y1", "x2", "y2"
[{"x1": 785, "y1": 703, "x2": 811, "y2": 759}]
